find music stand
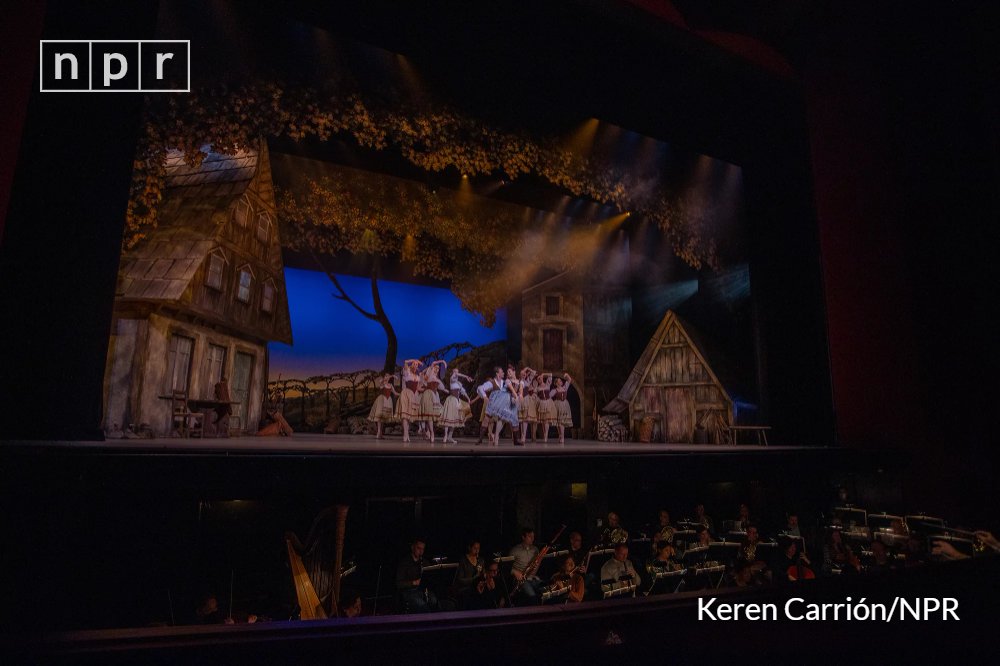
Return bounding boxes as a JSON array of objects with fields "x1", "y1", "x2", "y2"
[
  {"x1": 601, "y1": 575, "x2": 637, "y2": 599},
  {"x1": 643, "y1": 567, "x2": 686, "y2": 595}
]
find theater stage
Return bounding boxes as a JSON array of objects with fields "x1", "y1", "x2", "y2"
[{"x1": 35, "y1": 433, "x2": 797, "y2": 456}]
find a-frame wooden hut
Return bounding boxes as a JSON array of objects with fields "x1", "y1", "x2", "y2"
[{"x1": 602, "y1": 309, "x2": 733, "y2": 444}]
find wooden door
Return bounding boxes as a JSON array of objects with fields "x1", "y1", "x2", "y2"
[
  {"x1": 232, "y1": 351, "x2": 254, "y2": 428},
  {"x1": 664, "y1": 388, "x2": 695, "y2": 443}
]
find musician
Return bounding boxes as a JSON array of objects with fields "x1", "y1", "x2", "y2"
[
  {"x1": 339, "y1": 591, "x2": 363, "y2": 618},
  {"x1": 693, "y1": 503, "x2": 715, "y2": 537},
  {"x1": 509, "y1": 527, "x2": 543, "y2": 603},
  {"x1": 568, "y1": 531, "x2": 587, "y2": 567},
  {"x1": 453, "y1": 540, "x2": 485, "y2": 607},
  {"x1": 600, "y1": 543, "x2": 640, "y2": 590},
  {"x1": 695, "y1": 524, "x2": 711, "y2": 548},
  {"x1": 648, "y1": 541, "x2": 682, "y2": 573},
  {"x1": 396, "y1": 538, "x2": 438, "y2": 613},
  {"x1": 822, "y1": 528, "x2": 861, "y2": 575},
  {"x1": 774, "y1": 536, "x2": 812, "y2": 582},
  {"x1": 735, "y1": 502, "x2": 752, "y2": 532},
  {"x1": 736, "y1": 525, "x2": 770, "y2": 583},
  {"x1": 652, "y1": 510, "x2": 675, "y2": 551},
  {"x1": 782, "y1": 512, "x2": 801, "y2": 538},
  {"x1": 600, "y1": 512, "x2": 629, "y2": 545},
  {"x1": 468, "y1": 560, "x2": 506, "y2": 610},
  {"x1": 549, "y1": 554, "x2": 577, "y2": 589},
  {"x1": 867, "y1": 538, "x2": 898, "y2": 572},
  {"x1": 642, "y1": 541, "x2": 684, "y2": 595}
]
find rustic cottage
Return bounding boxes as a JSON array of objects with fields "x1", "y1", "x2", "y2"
[
  {"x1": 103, "y1": 141, "x2": 293, "y2": 436},
  {"x1": 602, "y1": 309, "x2": 733, "y2": 443}
]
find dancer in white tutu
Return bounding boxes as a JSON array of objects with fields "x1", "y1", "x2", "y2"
[
  {"x1": 551, "y1": 373, "x2": 575, "y2": 443},
  {"x1": 517, "y1": 367, "x2": 537, "y2": 444},
  {"x1": 399, "y1": 359, "x2": 423, "y2": 443},
  {"x1": 419, "y1": 359, "x2": 448, "y2": 443},
  {"x1": 535, "y1": 372, "x2": 556, "y2": 443},
  {"x1": 368, "y1": 373, "x2": 398, "y2": 440},
  {"x1": 440, "y1": 368, "x2": 474, "y2": 444}
]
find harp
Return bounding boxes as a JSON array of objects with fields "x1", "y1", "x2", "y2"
[{"x1": 285, "y1": 505, "x2": 349, "y2": 619}]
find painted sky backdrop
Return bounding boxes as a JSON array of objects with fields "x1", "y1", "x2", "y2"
[{"x1": 268, "y1": 268, "x2": 507, "y2": 379}]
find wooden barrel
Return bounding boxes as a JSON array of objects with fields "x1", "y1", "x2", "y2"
[{"x1": 664, "y1": 388, "x2": 695, "y2": 443}]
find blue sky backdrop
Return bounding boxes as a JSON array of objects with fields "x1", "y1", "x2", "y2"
[{"x1": 268, "y1": 268, "x2": 507, "y2": 379}]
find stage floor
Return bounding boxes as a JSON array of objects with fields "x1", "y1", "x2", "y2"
[{"x1": 34, "y1": 432, "x2": 809, "y2": 456}]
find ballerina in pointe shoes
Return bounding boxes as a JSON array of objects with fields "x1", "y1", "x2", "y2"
[
  {"x1": 551, "y1": 373, "x2": 575, "y2": 443},
  {"x1": 399, "y1": 359, "x2": 424, "y2": 443},
  {"x1": 487, "y1": 367, "x2": 522, "y2": 446},
  {"x1": 475, "y1": 370, "x2": 501, "y2": 445},
  {"x1": 517, "y1": 367, "x2": 537, "y2": 444},
  {"x1": 535, "y1": 372, "x2": 556, "y2": 443},
  {"x1": 440, "y1": 369, "x2": 473, "y2": 443},
  {"x1": 419, "y1": 359, "x2": 447, "y2": 443},
  {"x1": 368, "y1": 373, "x2": 398, "y2": 439}
]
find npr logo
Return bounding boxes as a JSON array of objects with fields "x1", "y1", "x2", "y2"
[{"x1": 40, "y1": 40, "x2": 190, "y2": 92}]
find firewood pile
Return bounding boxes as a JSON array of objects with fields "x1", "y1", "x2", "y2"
[{"x1": 597, "y1": 414, "x2": 629, "y2": 442}]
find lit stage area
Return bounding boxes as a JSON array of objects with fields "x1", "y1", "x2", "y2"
[{"x1": 39, "y1": 433, "x2": 794, "y2": 456}]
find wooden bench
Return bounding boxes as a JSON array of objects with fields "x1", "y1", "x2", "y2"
[{"x1": 724, "y1": 425, "x2": 771, "y2": 446}]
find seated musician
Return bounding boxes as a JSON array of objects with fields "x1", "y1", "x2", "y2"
[
  {"x1": 822, "y1": 528, "x2": 861, "y2": 575},
  {"x1": 695, "y1": 524, "x2": 712, "y2": 548},
  {"x1": 396, "y1": 538, "x2": 438, "y2": 613},
  {"x1": 774, "y1": 536, "x2": 813, "y2": 582},
  {"x1": 782, "y1": 512, "x2": 801, "y2": 538},
  {"x1": 600, "y1": 512, "x2": 629, "y2": 545},
  {"x1": 452, "y1": 540, "x2": 485, "y2": 608},
  {"x1": 732, "y1": 560, "x2": 760, "y2": 588},
  {"x1": 735, "y1": 502, "x2": 752, "y2": 532},
  {"x1": 568, "y1": 531, "x2": 587, "y2": 567},
  {"x1": 736, "y1": 525, "x2": 771, "y2": 583},
  {"x1": 693, "y1": 503, "x2": 715, "y2": 538},
  {"x1": 549, "y1": 554, "x2": 577, "y2": 591},
  {"x1": 653, "y1": 509, "x2": 675, "y2": 552},
  {"x1": 468, "y1": 560, "x2": 506, "y2": 610},
  {"x1": 509, "y1": 527, "x2": 543, "y2": 604},
  {"x1": 649, "y1": 540, "x2": 683, "y2": 572},
  {"x1": 339, "y1": 591, "x2": 363, "y2": 618},
  {"x1": 866, "y1": 538, "x2": 891, "y2": 572},
  {"x1": 600, "y1": 543, "x2": 640, "y2": 590}
]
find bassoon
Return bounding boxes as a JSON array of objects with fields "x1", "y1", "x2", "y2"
[{"x1": 512, "y1": 524, "x2": 567, "y2": 596}]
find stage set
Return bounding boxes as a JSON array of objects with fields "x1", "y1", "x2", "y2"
[{"x1": 2, "y1": 0, "x2": 997, "y2": 662}]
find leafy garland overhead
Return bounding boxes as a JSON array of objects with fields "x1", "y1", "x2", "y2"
[{"x1": 127, "y1": 81, "x2": 718, "y2": 268}]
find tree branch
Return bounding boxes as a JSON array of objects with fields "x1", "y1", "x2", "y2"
[{"x1": 307, "y1": 247, "x2": 379, "y2": 321}]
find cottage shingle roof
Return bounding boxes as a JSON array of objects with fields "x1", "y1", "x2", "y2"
[{"x1": 116, "y1": 149, "x2": 257, "y2": 301}]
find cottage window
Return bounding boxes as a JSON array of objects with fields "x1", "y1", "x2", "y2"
[
  {"x1": 256, "y1": 211, "x2": 271, "y2": 243},
  {"x1": 237, "y1": 268, "x2": 252, "y2": 303},
  {"x1": 261, "y1": 281, "x2": 275, "y2": 313},
  {"x1": 542, "y1": 328, "x2": 564, "y2": 371},
  {"x1": 167, "y1": 334, "x2": 195, "y2": 392},
  {"x1": 205, "y1": 252, "x2": 225, "y2": 290},
  {"x1": 234, "y1": 196, "x2": 251, "y2": 228},
  {"x1": 545, "y1": 295, "x2": 561, "y2": 316},
  {"x1": 204, "y1": 343, "x2": 226, "y2": 393}
]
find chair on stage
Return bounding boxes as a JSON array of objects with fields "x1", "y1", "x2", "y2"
[{"x1": 170, "y1": 390, "x2": 204, "y2": 438}]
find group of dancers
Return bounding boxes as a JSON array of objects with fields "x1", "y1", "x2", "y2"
[{"x1": 367, "y1": 360, "x2": 576, "y2": 445}]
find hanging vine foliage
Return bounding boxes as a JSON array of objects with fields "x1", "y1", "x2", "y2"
[{"x1": 127, "y1": 79, "x2": 718, "y2": 269}]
